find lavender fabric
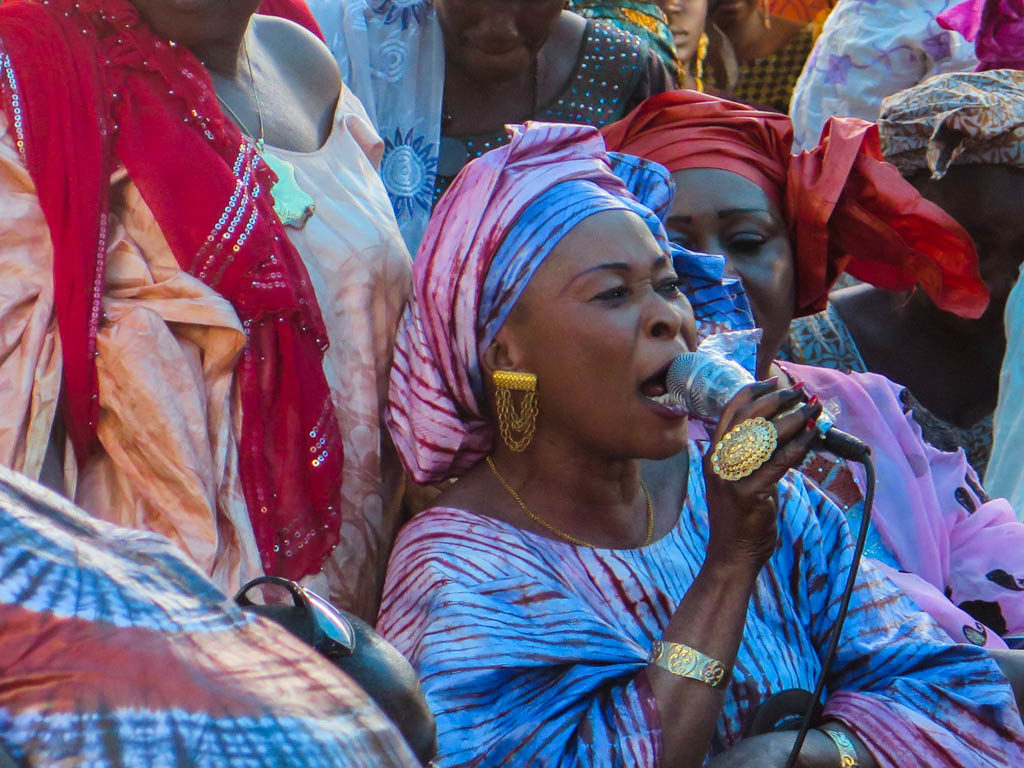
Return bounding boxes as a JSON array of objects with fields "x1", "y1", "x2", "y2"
[{"x1": 786, "y1": 361, "x2": 1024, "y2": 647}]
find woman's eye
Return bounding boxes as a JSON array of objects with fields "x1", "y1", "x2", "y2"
[
  {"x1": 726, "y1": 233, "x2": 767, "y2": 254},
  {"x1": 593, "y1": 285, "x2": 630, "y2": 301},
  {"x1": 656, "y1": 278, "x2": 683, "y2": 297},
  {"x1": 668, "y1": 233, "x2": 694, "y2": 250}
]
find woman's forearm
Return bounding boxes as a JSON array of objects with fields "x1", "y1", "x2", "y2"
[{"x1": 647, "y1": 557, "x2": 760, "y2": 767}]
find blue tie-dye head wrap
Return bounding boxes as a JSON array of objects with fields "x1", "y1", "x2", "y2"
[
  {"x1": 388, "y1": 122, "x2": 752, "y2": 483},
  {"x1": 475, "y1": 152, "x2": 753, "y2": 398}
]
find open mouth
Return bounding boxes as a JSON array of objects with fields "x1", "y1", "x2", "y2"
[{"x1": 639, "y1": 360, "x2": 682, "y2": 407}]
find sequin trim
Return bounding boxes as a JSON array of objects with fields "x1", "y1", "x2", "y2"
[
  {"x1": 0, "y1": 51, "x2": 27, "y2": 162},
  {"x1": 191, "y1": 141, "x2": 264, "y2": 289}
]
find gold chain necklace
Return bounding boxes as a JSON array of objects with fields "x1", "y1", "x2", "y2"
[
  {"x1": 213, "y1": 38, "x2": 316, "y2": 228},
  {"x1": 485, "y1": 457, "x2": 654, "y2": 548}
]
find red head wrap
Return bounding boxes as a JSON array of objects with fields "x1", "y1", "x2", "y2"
[
  {"x1": 0, "y1": 0, "x2": 342, "y2": 579},
  {"x1": 601, "y1": 90, "x2": 989, "y2": 318}
]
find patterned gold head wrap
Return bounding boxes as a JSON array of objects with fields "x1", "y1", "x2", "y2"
[{"x1": 878, "y1": 69, "x2": 1024, "y2": 179}]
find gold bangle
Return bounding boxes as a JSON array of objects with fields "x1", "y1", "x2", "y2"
[
  {"x1": 819, "y1": 728, "x2": 860, "y2": 767},
  {"x1": 649, "y1": 640, "x2": 728, "y2": 688}
]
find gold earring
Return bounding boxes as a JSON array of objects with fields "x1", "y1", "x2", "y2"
[{"x1": 493, "y1": 371, "x2": 538, "y2": 452}]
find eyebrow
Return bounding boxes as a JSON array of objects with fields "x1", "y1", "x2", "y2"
[
  {"x1": 573, "y1": 254, "x2": 670, "y2": 279},
  {"x1": 667, "y1": 207, "x2": 769, "y2": 223}
]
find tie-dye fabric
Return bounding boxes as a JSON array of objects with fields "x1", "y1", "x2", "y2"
[
  {"x1": 0, "y1": 464, "x2": 416, "y2": 767},
  {"x1": 387, "y1": 122, "x2": 751, "y2": 484},
  {"x1": 878, "y1": 69, "x2": 1024, "y2": 179},
  {"x1": 377, "y1": 445, "x2": 1024, "y2": 766}
]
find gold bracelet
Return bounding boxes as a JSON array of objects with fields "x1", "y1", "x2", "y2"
[
  {"x1": 819, "y1": 728, "x2": 859, "y2": 767},
  {"x1": 648, "y1": 640, "x2": 728, "y2": 688}
]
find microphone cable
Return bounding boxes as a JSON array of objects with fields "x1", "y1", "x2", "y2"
[{"x1": 783, "y1": 452, "x2": 876, "y2": 768}]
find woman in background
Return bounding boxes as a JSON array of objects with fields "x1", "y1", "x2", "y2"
[{"x1": 308, "y1": 0, "x2": 671, "y2": 254}]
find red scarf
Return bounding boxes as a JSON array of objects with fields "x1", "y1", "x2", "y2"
[
  {"x1": 0, "y1": 0, "x2": 343, "y2": 579},
  {"x1": 259, "y1": 0, "x2": 325, "y2": 41},
  {"x1": 602, "y1": 90, "x2": 990, "y2": 318}
]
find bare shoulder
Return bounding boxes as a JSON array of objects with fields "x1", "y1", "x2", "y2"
[{"x1": 251, "y1": 14, "x2": 341, "y2": 101}]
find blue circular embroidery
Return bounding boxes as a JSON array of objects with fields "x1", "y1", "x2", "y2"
[
  {"x1": 373, "y1": 0, "x2": 431, "y2": 29},
  {"x1": 382, "y1": 129, "x2": 438, "y2": 220}
]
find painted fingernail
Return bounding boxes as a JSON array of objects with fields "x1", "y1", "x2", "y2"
[
  {"x1": 806, "y1": 417, "x2": 817, "y2": 430},
  {"x1": 792, "y1": 381, "x2": 806, "y2": 392},
  {"x1": 808, "y1": 395, "x2": 820, "y2": 406}
]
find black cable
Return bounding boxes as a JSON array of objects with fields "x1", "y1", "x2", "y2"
[{"x1": 783, "y1": 454, "x2": 876, "y2": 768}]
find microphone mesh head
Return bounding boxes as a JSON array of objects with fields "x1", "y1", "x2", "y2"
[
  {"x1": 667, "y1": 349, "x2": 754, "y2": 422},
  {"x1": 667, "y1": 352, "x2": 713, "y2": 420}
]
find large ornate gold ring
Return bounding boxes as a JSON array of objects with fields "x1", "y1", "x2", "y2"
[{"x1": 710, "y1": 416, "x2": 778, "y2": 482}]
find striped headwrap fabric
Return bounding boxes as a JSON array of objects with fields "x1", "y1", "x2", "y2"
[
  {"x1": 0, "y1": 465, "x2": 416, "y2": 767},
  {"x1": 387, "y1": 121, "x2": 751, "y2": 484},
  {"x1": 879, "y1": 69, "x2": 1024, "y2": 180}
]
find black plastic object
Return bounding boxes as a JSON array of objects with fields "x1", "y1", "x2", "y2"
[{"x1": 235, "y1": 577, "x2": 438, "y2": 765}]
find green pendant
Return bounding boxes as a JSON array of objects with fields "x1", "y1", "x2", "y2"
[{"x1": 260, "y1": 147, "x2": 316, "y2": 229}]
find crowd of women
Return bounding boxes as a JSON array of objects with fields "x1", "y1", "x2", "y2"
[{"x1": 1, "y1": 0, "x2": 1024, "y2": 765}]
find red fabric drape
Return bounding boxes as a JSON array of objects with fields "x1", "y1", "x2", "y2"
[
  {"x1": 602, "y1": 90, "x2": 989, "y2": 318},
  {"x1": 259, "y1": 0, "x2": 325, "y2": 41},
  {"x1": 0, "y1": 0, "x2": 343, "y2": 579}
]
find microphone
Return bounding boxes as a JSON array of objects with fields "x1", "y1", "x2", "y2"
[{"x1": 666, "y1": 350, "x2": 870, "y2": 462}]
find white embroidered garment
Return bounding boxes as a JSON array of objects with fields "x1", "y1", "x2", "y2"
[
  {"x1": 788, "y1": 0, "x2": 977, "y2": 151},
  {"x1": 309, "y1": 0, "x2": 445, "y2": 255}
]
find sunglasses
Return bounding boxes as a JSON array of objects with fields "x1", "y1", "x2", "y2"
[{"x1": 235, "y1": 575, "x2": 356, "y2": 660}]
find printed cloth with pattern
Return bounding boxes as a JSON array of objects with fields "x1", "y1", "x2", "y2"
[
  {"x1": 878, "y1": 68, "x2": 1024, "y2": 178},
  {"x1": 733, "y1": 23, "x2": 817, "y2": 114},
  {"x1": 308, "y1": 0, "x2": 669, "y2": 255},
  {"x1": 432, "y1": 21, "x2": 671, "y2": 209},
  {"x1": 0, "y1": 463, "x2": 416, "y2": 767},
  {"x1": 377, "y1": 444, "x2": 1024, "y2": 765},
  {"x1": 789, "y1": 0, "x2": 978, "y2": 151}
]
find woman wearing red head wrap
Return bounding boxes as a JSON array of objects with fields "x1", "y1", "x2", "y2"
[
  {"x1": 604, "y1": 91, "x2": 1024, "y2": 666},
  {"x1": 0, "y1": 0, "x2": 412, "y2": 620},
  {"x1": 602, "y1": 90, "x2": 989, "y2": 379}
]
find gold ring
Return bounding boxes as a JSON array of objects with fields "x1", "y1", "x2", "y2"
[{"x1": 710, "y1": 416, "x2": 778, "y2": 482}]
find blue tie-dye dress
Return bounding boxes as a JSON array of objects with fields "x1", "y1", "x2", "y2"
[{"x1": 378, "y1": 444, "x2": 1024, "y2": 766}]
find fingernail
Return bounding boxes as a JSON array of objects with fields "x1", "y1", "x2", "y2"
[
  {"x1": 792, "y1": 381, "x2": 806, "y2": 392},
  {"x1": 806, "y1": 417, "x2": 817, "y2": 430},
  {"x1": 808, "y1": 394, "x2": 819, "y2": 406}
]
